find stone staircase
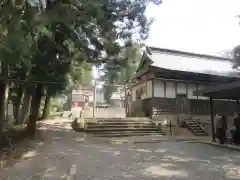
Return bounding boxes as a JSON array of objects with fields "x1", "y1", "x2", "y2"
[
  {"x1": 184, "y1": 119, "x2": 208, "y2": 136},
  {"x1": 85, "y1": 118, "x2": 165, "y2": 137}
]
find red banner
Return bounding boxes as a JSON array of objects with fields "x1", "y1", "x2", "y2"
[{"x1": 71, "y1": 101, "x2": 85, "y2": 108}]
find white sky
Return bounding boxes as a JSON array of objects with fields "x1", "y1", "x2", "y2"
[
  {"x1": 146, "y1": 0, "x2": 240, "y2": 55},
  {"x1": 94, "y1": 0, "x2": 240, "y2": 79}
]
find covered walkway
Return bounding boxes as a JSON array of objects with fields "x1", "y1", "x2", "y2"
[{"x1": 195, "y1": 81, "x2": 240, "y2": 141}]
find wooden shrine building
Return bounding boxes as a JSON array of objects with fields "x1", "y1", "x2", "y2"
[{"x1": 128, "y1": 47, "x2": 240, "y2": 120}]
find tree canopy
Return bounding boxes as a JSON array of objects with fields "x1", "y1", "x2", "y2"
[
  {"x1": 101, "y1": 42, "x2": 143, "y2": 102},
  {"x1": 0, "y1": 0, "x2": 156, "y2": 134}
]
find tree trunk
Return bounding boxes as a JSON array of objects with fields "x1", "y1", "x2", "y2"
[
  {"x1": 0, "y1": 63, "x2": 8, "y2": 131},
  {"x1": 19, "y1": 93, "x2": 32, "y2": 125},
  {"x1": 26, "y1": 84, "x2": 43, "y2": 135},
  {"x1": 14, "y1": 88, "x2": 24, "y2": 125},
  {"x1": 41, "y1": 95, "x2": 51, "y2": 120},
  {"x1": 0, "y1": 83, "x2": 6, "y2": 130}
]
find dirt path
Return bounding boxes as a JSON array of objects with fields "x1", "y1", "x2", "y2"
[
  {"x1": 0, "y1": 118, "x2": 85, "y2": 179},
  {"x1": 1, "y1": 118, "x2": 239, "y2": 180}
]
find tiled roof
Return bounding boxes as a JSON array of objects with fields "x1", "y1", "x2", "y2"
[{"x1": 146, "y1": 47, "x2": 238, "y2": 77}]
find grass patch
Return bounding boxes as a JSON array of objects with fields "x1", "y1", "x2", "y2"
[
  {"x1": 0, "y1": 126, "x2": 27, "y2": 149},
  {"x1": 71, "y1": 118, "x2": 85, "y2": 132},
  {"x1": 0, "y1": 126, "x2": 37, "y2": 168},
  {"x1": 49, "y1": 112, "x2": 63, "y2": 118}
]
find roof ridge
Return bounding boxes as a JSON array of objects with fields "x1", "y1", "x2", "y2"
[{"x1": 148, "y1": 46, "x2": 233, "y2": 61}]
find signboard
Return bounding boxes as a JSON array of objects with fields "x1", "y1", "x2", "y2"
[
  {"x1": 71, "y1": 101, "x2": 85, "y2": 108},
  {"x1": 72, "y1": 93, "x2": 85, "y2": 101},
  {"x1": 71, "y1": 92, "x2": 85, "y2": 108},
  {"x1": 72, "y1": 101, "x2": 79, "y2": 108}
]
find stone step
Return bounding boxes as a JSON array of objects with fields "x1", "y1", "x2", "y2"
[
  {"x1": 95, "y1": 120, "x2": 152, "y2": 123},
  {"x1": 86, "y1": 124, "x2": 156, "y2": 128},
  {"x1": 186, "y1": 122, "x2": 197, "y2": 125},
  {"x1": 188, "y1": 125, "x2": 202, "y2": 128},
  {"x1": 85, "y1": 127, "x2": 159, "y2": 132},
  {"x1": 190, "y1": 128, "x2": 203, "y2": 131},
  {"x1": 190, "y1": 127, "x2": 203, "y2": 130},
  {"x1": 184, "y1": 119, "x2": 207, "y2": 136},
  {"x1": 92, "y1": 130, "x2": 162, "y2": 134},
  {"x1": 187, "y1": 123, "x2": 198, "y2": 126},
  {"x1": 92, "y1": 132, "x2": 164, "y2": 137},
  {"x1": 191, "y1": 129, "x2": 207, "y2": 134},
  {"x1": 189, "y1": 126, "x2": 205, "y2": 131},
  {"x1": 195, "y1": 133, "x2": 207, "y2": 136},
  {"x1": 194, "y1": 131, "x2": 206, "y2": 134},
  {"x1": 191, "y1": 129, "x2": 205, "y2": 132},
  {"x1": 84, "y1": 117, "x2": 164, "y2": 137},
  {"x1": 193, "y1": 131, "x2": 206, "y2": 135},
  {"x1": 85, "y1": 118, "x2": 151, "y2": 122},
  {"x1": 86, "y1": 121, "x2": 154, "y2": 125}
]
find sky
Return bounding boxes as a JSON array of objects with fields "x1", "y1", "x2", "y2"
[
  {"x1": 94, "y1": 0, "x2": 240, "y2": 80},
  {"x1": 145, "y1": 0, "x2": 240, "y2": 55}
]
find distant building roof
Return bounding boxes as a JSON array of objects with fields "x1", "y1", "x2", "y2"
[{"x1": 137, "y1": 47, "x2": 238, "y2": 77}]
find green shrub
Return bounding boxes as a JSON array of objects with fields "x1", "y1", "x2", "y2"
[
  {"x1": 0, "y1": 126, "x2": 26, "y2": 149},
  {"x1": 48, "y1": 97, "x2": 66, "y2": 114},
  {"x1": 71, "y1": 118, "x2": 85, "y2": 132}
]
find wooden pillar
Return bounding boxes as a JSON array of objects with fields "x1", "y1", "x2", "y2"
[
  {"x1": 151, "y1": 79, "x2": 155, "y2": 117},
  {"x1": 124, "y1": 84, "x2": 127, "y2": 117},
  {"x1": 152, "y1": 79, "x2": 154, "y2": 98},
  {"x1": 236, "y1": 100, "x2": 239, "y2": 114},
  {"x1": 210, "y1": 96, "x2": 216, "y2": 142},
  {"x1": 186, "y1": 82, "x2": 189, "y2": 115},
  {"x1": 145, "y1": 75, "x2": 147, "y2": 98},
  {"x1": 93, "y1": 80, "x2": 97, "y2": 118},
  {"x1": 174, "y1": 82, "x2": 178, "y2": 114},
  {"x1": 164, "y1": 81, "x2": 166, "y2": 98}
]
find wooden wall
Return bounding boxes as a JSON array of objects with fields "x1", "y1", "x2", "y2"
[
  {"x1": 129, "y1": 78, "x2": 239, "y2": 117},
  {"x1": 130, "y1": 97, "x2": 239, "y2": 117},
  {"x1": 153, "y1": 79, "x2": 210, "y2": 99},
  {"x1": 131, "y1": 80, "x2": 153, "y2": 101}
]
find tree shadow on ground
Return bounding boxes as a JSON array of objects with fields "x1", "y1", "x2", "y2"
[
  {"x1": 35, "y1": 119, "x2": 240, "y2": 180},
  {"x1": 137, "y1": 144, "x2": 240, "y2": 180},
  {"x1": 2, "y1": 118, "x2": 240, "y2": 179},
  {"x1": 0, "y1": 118, "x2": 75, "y2": 170},
  {"x1": 142, "y1": 156, "x2": 240, "y2": 179},
  {"x1": 0, "y1": 127, "x2": 45, "y2": 170},
  {"x1": 0, "y1": 136, "x2": 44, "y2": 169},
  {"x1": 0, "y1": 120, "x2": 86, "y2": 179},
  {"x1": 35, "y1": 119, "x2": 86, "y2": 141},
  {"x1": 77, "y1": 141, "x2": 240, "y2": 179}
]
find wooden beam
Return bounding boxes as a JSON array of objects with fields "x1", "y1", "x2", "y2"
[
  {"x1": 196, "y1": 81, "x2": 240, "y2": 98},
  {"x1": 155, "y1": 77, "x2": 217, "y2": 85}
]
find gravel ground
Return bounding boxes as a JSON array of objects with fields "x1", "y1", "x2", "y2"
[{"x1": 0, "y1": 118, "x2": 239, "y2": 180}]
